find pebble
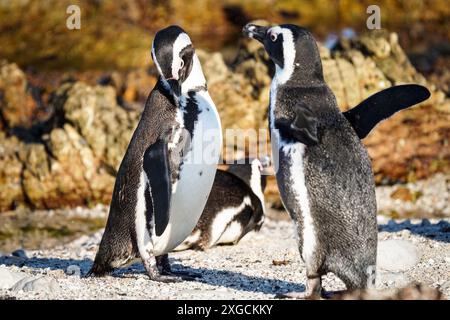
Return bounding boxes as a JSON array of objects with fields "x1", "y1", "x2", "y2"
[
  {"x1": 0, "y1": 267, "x2": 28, "y2": 289},
  {"x1": 12, "y1": 276, "x2": 61, "y2": 293},
  {"x1": 65, "y1": 265, "x2": 81, "y2": 277},
  {"x1": 11, "y1": 249, "x2": 28, "y2": 259},
  {"x1": 377, "y1": 239, "x2": 420, "y2": 271}
]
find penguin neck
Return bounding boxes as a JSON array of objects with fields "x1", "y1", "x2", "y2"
[
  {"x1": 181, "y1": 54, "x2": 207, "y2": 95},
  {"x1": 274, "y1": 60, "x2": 325, "y2": 88},
  {"x1": 250, "y1": 161, "x2": 265, "y2": 214}
]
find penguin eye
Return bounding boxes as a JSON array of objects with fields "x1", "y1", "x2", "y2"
[
  {"x1": 270, "y1": 33, "x2": 277, "y2": 42},
  {"x1": 179, "y1": 59, "x2": 184, "y2": 69}
]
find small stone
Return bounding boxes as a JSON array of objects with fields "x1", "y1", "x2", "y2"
[
  {"x1": 12, "y1": 276, "x2": 61, "y2": 293},
  {"x1": 377, "y1": 239, "x2": 421, "y2": 272},
  {"x1": 400, "y1": 229, "x2": 411, "y2": 237},
  {"x1": 390, "y1": 187, "x2": 413, "y2": 202},
  {"x1": 66, "y1": 265, "x2": 81, "y2": 277},
  {"x1": 11, "y1": 249, "x2": 28, "y2": 259},
  {"x1": 0, "y1": 268, "x2": 28, "y2": 289}
]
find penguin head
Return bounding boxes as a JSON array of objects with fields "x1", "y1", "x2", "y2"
[
  {"x1": 243, "y1": 23, "x2": 323, "y2": 85},
  {"x1": 152, "y1": 25, "x2": 206, "y2": 96}
]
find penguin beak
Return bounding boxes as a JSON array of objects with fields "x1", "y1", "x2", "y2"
[
  {"x1": 167, "y1": 79, "x2": 182, "y2": 96},
  {"x1": 242, "y1": 23, "x2": 268, "y2": 43}
]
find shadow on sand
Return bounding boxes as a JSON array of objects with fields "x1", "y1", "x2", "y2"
[
  {"x1": 378, "y1": 219, "x2": 450, "y2": 243},
  {"x1": 0, "y1": 255, "x2": 305, "y2": 295}
]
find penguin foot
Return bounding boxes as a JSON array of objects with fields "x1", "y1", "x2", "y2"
[
  {"x1": 276, "y1": 277, "x2": 323, "y2": 299},
  {"x1": 155, "y1": 254, "x2": 201, "y2": 281},
  {"x1": 143, "y1": 259, "x2": 183, "y2": 283}
]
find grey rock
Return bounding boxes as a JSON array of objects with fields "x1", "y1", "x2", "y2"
[
  {"x1": 65, "y1": 265, "x2": 81, "y2": 277},
  {"x1": 377, "y1": 239, "x2": 421, "y2": 271},
  {"x1": 11, "y1": 249, "x2": 28, "y2": 259},
  {"x1": 0, "y1": 267, "x2": 28, "y2": 289},
  {"x1": 12, "y1": 276, "x2": 61, "y2": 293}
]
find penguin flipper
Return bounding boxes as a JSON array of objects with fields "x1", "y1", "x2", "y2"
[
  {"x1": 343, "y1": 84, "x2": 431, "y2": 139},
  {"x1": 143, "y1": 138, "x2": 171, "y2": 237},
  {"x1": 275, "y1": 104, "x2": 319, "y2": 146}
]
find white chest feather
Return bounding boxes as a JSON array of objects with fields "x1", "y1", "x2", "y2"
[
  {"x1": 153, "y1": 90, "x2": 222, "y2": 255},
  {"x1": 270, "y1": 81, "x2": 316, "y2": 265}
]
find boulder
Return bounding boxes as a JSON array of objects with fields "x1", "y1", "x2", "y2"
[
  {"x1": 0, "y1": 267, "x2": 28, "y2": 289},
  {"x1": 0, "y1": 27, "x2": 449, "y2": 210},
  {"x1": 0, "y1": 60, "x2": 37, "y2": 128},
  {"x1": 377, "y1": 239, "x2": 421, "y2": 272},
  {"x1": 11, "y1": 276, "x2": 61, "y2": 293}
]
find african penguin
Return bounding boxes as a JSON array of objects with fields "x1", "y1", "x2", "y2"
[
  {"x1": 243, "y1": 23, "x2": 430, "y2": 298},
  {"x1": 175, "y1": 158, "x2": 268, "y2": 251},
  {"x1": 89, "y1": 25, "x2": 222, "y2": 282}
]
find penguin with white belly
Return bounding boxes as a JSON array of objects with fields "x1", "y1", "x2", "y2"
[
  {"x1": 175, "y1": 158, "x2": 268, "y2": 251},
  {"x1": 243, "y1": 23, "x2": 430, "y2": 298},
  {"x1": 88, "y1": 25, "x2": 222, "y2": 282}
]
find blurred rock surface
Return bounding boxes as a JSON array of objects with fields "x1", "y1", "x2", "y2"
[{"x1": 0, "y1": 30, "x2": 448, "y2": 212}]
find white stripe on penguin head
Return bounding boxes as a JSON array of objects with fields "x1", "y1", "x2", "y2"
[
  {"x1": 269, "y1": 26, "x2": 296, "y2": 85},
  {"x1": 171, "y1": 32, "x2": 192, "y2": 80},
  {"x1": 181, "y1": 54, "x2": 206, "y2": 94}
]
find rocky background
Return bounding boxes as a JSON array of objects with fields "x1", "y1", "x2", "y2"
[
  {"x1": 0, "y1": 2, "x2": 449, "y2": 215},
  {"x1": 0, "y1": 0, "x2": 448, "y2": 300},
  {"x1": 1, "y1": 29, "x2": 449, "y2": 213}
]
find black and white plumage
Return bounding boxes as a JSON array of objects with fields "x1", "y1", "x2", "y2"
[
  {"x1": 243, "y1": 23, "x2": 430, "y2": 298},
  {"x1": 175, "y1": 158, "x2": 267, "y2": 251},
  {"x1": 89, "y1": 25, "x2": 222, "y2": 282}
]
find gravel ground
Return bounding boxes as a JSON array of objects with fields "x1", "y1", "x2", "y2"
[
  {"x1": 0, "y1": 216, "x2": 449, "y2": 300},
  {"x1": 376, "y1": 173, "x2": 450, "y2": 218}
]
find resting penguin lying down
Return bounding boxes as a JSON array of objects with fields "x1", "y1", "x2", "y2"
[{"x1": 175, "y1": 158, "x2": 268, "y2": 251}]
